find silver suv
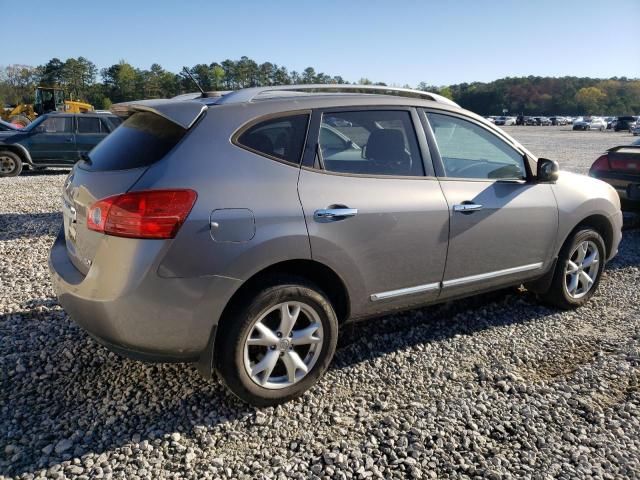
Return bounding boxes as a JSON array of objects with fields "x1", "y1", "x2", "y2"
[{"x1": 49, "y1": 85, "x2": 623, "y2": 405}]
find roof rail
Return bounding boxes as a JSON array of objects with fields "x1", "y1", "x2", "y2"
[{"x1": 215, "y1": 84, "x2": 460, "y2": 107}]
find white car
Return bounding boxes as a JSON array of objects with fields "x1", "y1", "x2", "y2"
[
  {"x1": 631, "y1": 119, "x2": 640, "y2": 136},
  {"x1": 573, "y1": 117, "x2": 606, "y2": 131}
]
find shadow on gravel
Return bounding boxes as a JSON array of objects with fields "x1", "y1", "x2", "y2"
[
  {"x1": 20, "y1": 168, "x2": 71, "y2": 177},
  {"x1": 0, "y1": 286, "x2": 554, "y2": 477},
  {"x1": 0, "y1": 212, "x2": 61, "y2": 240}
]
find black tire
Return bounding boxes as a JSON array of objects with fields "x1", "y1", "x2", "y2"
[
  {"x1": 539, "y1": 228, "x2": 606, "y2": 310},
  {"x1": 0, "y1": 150, "x2": 23, "y2": 177},
  {"x1": 215, "y1": 276, "x2": 338, "y2": 406}
]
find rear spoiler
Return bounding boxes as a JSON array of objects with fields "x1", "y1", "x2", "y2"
[
  {"x1": 110, "y1": 99, "x2": 207, "y2": 129},
  {"x1": 606, "y1": 145, "x2": 640, "y2": 154}
]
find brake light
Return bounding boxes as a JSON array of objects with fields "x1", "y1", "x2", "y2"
[
  {"x1": 589, "y1": 154, "x2": 610, "y2": 175},
  {"x1": 87, "y1": 189, "x2": 197, "y2": 239},
  {"x1": 610, "y1": 158, "x2": 640, "y2": 172}
]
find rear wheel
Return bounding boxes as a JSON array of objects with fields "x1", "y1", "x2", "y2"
[
  {"x1": 0, "y1": 151, "x2": 23, "y2": 177},
  {"x1": 215, "y1": 277, "x2": 338, "y2": 406},
  {"x1": 539, "y1": 228, "x2": 606, "y2": 309}
]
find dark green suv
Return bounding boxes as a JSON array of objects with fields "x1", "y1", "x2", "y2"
[{"x1": 0, "y1": 112, "x2": 122, "y2": 177}]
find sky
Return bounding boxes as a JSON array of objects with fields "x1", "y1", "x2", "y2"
[{"x1": 3, "y1": 0, "x2": 639, "y2": 86}]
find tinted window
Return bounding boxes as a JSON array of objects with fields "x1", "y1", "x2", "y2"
[
  {"x1": 104, "y1": 116, "x2": 122, "y2": 130},
  {"x1": 427, "y1": 113, "x2": 525, "y2": 180},
  {"x1": 319, "y1": 110, "x2": 423, "y2": 176},
  {"x1": 77, "y1": 116, "x2": 101, "y2": 134},
  {"x1": 84, "y1": 112, "x2": 185, "y2": 171},
  {"x1": 237, "y1": 114, "x2": 309, "y2": 164},
  {"x1": 34, "y1": 116, "x2": 72, "y2": 133}
]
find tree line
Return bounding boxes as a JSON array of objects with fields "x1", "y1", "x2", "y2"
[{"x1": 1, "y1": 56, "x2": 638, "y2": 115}]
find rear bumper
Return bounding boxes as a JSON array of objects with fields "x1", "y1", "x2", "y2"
[{"x1": 48, "y1": 228, "x2": 241, "y2": 362}]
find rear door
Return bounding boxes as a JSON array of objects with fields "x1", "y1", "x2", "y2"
[
  {"x1": 298, "y1": 107, "x2": 449, "y2": 318},
  {"x1": 28, "y1": 116, "x2": 76, "y2": 163},
  {"x1": 76, "y1": 116, "x2": 109, "y2": 156},
  {"x1": 423, "y1": 110, "x2": 558, "y2": 297}
]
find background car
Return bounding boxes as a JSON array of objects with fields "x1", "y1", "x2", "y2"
[
  {"x1": 538, "y1": 116, "x2": 552, "y2": 126},
  {"x1": 550, "y1": 116, "x2": 567, "y2": 126},
  {"x1": 614, "y1": 116, "x2": 638, "y2": 132},
  {"x1": 631, "y1": 119, "x2": 640, "y2": 136},
  {"x1": 590, "y1": 143, "x2": 640, "y2": 210},
  {"x1": 573, "y1": 117, "x2": 606, "y2": 131},
  {"x1": 0, "y1": 112, "x2": 122, "y2": 177}
]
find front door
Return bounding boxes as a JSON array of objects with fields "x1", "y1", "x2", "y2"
[
  {"x1": 298, "y1": 108, "x2": 450, "y2": 318},
  {"x1": 424, "y1": 111, "x2": 558, "y2": 297},
  {"x1": 28, "y1": 116, "x2": 76, "y2": 164}
]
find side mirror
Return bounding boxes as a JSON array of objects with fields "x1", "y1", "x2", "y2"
[{"x1": 537, "y1": 158, "x2": 559, "y2": 182}]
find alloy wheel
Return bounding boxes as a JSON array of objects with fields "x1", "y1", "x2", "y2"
[
  {"x1": 564, "y1": 240, "x2": 599, "y2": 299},
  {"x1": 243, "y1": 301, "x2": 324, "y2": 389}
]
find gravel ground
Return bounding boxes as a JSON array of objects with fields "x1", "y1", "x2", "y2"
[{"x1": 1, "y1": 128, "x2": 639, "y2": 479}]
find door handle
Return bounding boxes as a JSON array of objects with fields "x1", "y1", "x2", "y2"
[
  {"x1": 65, "y1": 137, "x2": 74, "y2": 143},
  {"x1": 314, "y1": 208, "x2": 358, "y2": 221},
  {"x1": 453, "y1": 203, "x2": 483, "y2": 213}
]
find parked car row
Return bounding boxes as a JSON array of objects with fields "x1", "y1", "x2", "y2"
[{"x1": 484, "y1": 114, "x2": 638, "y2": 132}]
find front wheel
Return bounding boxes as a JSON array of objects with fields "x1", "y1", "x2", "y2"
[
  {"x1": 215, "y1": 277, "x2": 338, "y2": 406},
  {"x1": 539, "y1": 229, "x2": 606, "y2": 309},
  {"x1": 0, "y1": 150, "x2": 23, "y2": 177}
]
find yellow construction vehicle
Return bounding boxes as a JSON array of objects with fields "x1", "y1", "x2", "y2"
[{"x1": 1, "y1": 86, "x2": 94, "y2": 127}]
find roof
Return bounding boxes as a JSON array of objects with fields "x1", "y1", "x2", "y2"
[{"x1": 112, "y1": 85, "x2": 461, "y2": 130}]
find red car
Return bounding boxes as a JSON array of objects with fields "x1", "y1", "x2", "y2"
[{"x1": 590, "y1": 142, "x2": 640, "y2": 210}]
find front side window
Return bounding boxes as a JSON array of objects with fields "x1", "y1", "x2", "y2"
[
  {"x1": 77, "y1": 117, "x2": 101, "y2": 134},
  {"x1": 236, "y1": 114, "x2": 309, "y2": 164},
  {"x1": 427, "y1": 113, "x2": 526, "y2": 180},
  {"x1": 34, "y1": 116, "x2": 72, "y2": 134},
  {"x1": 318, "y1": 110, "x2": 424, "y2": 176}
]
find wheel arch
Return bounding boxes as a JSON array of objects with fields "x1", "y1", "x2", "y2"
[
  {"x1": 562, "y1": 214, "x2": 614, "y2": 259},
  {"x1": 197, "y1": 259, "x2": 351, "y2": 379},
  {"x1": 0, "y1": 143, "x2": 33, "y2": 166}
]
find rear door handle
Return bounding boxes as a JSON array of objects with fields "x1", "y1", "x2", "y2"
[
  {"x1": 65, "y1": 137, "x2": 74, "y2": 143},
  {"x1": 314, "y1": 208, "x2": 358, "y2": 221},
  {"x1": 453, "y1": 203, "x2": 483, "y2": 213}
]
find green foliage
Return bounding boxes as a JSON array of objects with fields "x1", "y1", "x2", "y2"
[{"x1": 0, "y1": 57, "x2": 638, "y2": 116}]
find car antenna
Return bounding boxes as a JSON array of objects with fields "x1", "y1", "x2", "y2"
[{"x1": 181, "y1": 67, "x2": 208, "y2": 97}]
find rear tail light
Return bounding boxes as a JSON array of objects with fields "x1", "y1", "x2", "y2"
[
  {"x1": 609, "y1": 158, "x2": 640, "y2": 173},
  {"x1": 87, "y1": 189, "x2": 197, "y2": 239},
  {"x1": 589, "y1": 154, "x2": 610, "y2": 175}
]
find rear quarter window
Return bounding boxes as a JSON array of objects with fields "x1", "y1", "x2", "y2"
[
  {"x1": 83, "y1": 112, "x2": 185, "y2": 171},
  {"x1": 236, "y1": 114, "x2": 309, "y2": 164}
]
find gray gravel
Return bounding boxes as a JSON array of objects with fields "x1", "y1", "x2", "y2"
[{"x1": 1, "y1": 129, "x2": 639, "y2": 479}]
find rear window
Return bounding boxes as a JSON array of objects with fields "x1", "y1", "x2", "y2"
[{"x1": 83, "y1": 112, "x2": 185, "y2": 171}]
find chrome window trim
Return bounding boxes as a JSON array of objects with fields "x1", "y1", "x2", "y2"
[
  {"x1": 370, "y1": 282, "x2": 440, "y2": 301},
  {"x1": 442, "y1": 262, "x2": 543, "y2": 288}
]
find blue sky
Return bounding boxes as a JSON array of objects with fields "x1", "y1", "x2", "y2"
[{"x1": 3, "y1": 0, "x2": 639, "y2": 86}]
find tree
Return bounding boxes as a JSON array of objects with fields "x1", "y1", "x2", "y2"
[{"x1": 575, "y1": 87, "x2": 607, "y2": 114}]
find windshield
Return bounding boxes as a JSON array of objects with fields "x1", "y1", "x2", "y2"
[{"x1": 23, "y1": 116, "x2": 47, "y2": 131}]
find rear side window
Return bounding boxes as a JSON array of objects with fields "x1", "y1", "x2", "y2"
[
  {"x1": 77, "y1": 117, "x2": 101, "y2": 134},
  {"x1": 318, "y1": 110, "x2": 424, "y2": 176},
  {"x1": 84, "y1": 112, "x2": 185, "y2": 171},
  {"x1": 236, "y1": 114, "x2": 309, "y2": 164}
]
